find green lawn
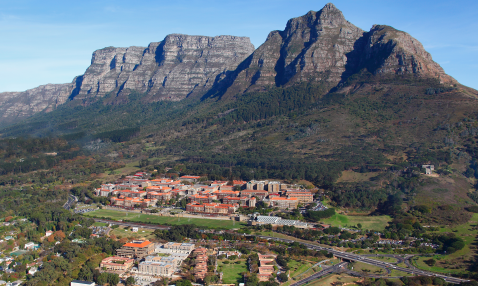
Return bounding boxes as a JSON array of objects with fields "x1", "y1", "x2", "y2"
[
  {"x1": 218, "y1": 259, "x2": 247, "y2": 284},
  {"x1": 321, "y1": 214, "x2": 392, "y2": 231},
  {"x1": 84, "y1": 209, "x2": 245, "y2": 229}
]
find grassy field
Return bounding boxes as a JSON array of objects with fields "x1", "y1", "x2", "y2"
[
  {"x1": 306, "y1": 274, "x2": 358, "y2": 286},
  {"x1": 110, "y1": 226, "x2": 155, "y2": 239},
  {"x1": 92, "y1": 222, "x2": 108, "y2": 227},
  {"x1": 412, "y1": 213, "x2": 478, "y2": 273},
  {"x1": 368, "y1": 256, "x2": 398, "y2": 263},
  {"x1": 351, "y1": 262, "x2": 387, "y2": 275},
  {"x1": 321, "y1": 214, "x2": 392, "y2": 230},
  {"x1": 218, "y1": 259, "x2": 247, "y2": 284},
  {"x1": 84, "y1": 209, "x2": 245, "y2": 229}
]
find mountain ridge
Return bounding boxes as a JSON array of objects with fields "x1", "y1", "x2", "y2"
[{"x1": 0, "y1": 3, "x2": 467, "y2": 129}]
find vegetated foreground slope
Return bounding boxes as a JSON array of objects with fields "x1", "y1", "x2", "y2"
[{"x1": 1, "y1": 3, "x2": 478, "y2": 221}]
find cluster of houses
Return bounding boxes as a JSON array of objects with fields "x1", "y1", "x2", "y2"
[{"x1": 94, "y1": 173, "x2": 316, "y2": 214}]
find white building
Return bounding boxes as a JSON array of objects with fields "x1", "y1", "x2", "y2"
[
  {"x1": 24, "y1": 242, "x2": 36, "y2": 250},
  {"x1": 71, "y1": 281, "x2": 95, "y2": 286}
]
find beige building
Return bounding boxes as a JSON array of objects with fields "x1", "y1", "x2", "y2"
[
  {"x1": 286, "y1": 191, "x2": 314, "y2": 204},
  {"x1": 100, "y1": 257, "x2": 134, "y2": 272},
  {"x1": 162, "y1": 242, "x2": 195, "y2": 253},
  {"x1": 116, "y1": 240, "x2": 155, "y2": 259},
  {"x1": 138, "y1": 261, "x2": 175, "y2": 277},
  {"x1": 269, "y1": 197, "x2": 298, "y2": 209}
]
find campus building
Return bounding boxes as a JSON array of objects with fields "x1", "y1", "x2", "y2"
[
  {"x1": 100, "y1": 257, "x2": 134, "y2": 272},
  {"x1": 116, "y1": 240, "x2": 155, "y2": 259}
]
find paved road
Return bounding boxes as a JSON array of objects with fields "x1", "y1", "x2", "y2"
[
  {"x1": 82, "y1": 218, "x2": 468, "y2": 284},
  {"x1": 289, "y1": 262, "x2": 347, "y2": 286},
  {"x1": 257, "y1": 235, "x2": 468, "y2": 284},
  {"x1": 63, "y1": 195, "x2": 77, "y2": 210}
]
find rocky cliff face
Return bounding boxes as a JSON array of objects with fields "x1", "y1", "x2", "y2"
[
  {"x1": 210, "y1": 3, "x2": 455, "y2": 99},
  {"x1": 0, "y1": 3, "x2": 458, "y2": 127},
  {"x1": 0, "y1": 34, "x2": 254, "y2": 127},
  {"x1": 0, "y1": 82, "x2": 77, "y2": 127},
  {"x1": 362, "y1": 25, "x2": 455, "y2": 84},
  {"x1": 75, "y1": 34, "x2": 255, "y2": 101}
]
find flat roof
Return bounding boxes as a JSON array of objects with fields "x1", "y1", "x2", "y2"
[{"x1": 123, "y1": 241, "x2": 152, "y2": 248}]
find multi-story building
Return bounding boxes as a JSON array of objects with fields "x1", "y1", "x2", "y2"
[
  {"x1": 223, "y1": 196, "x2": 256, "y2": 207},
  {"x1": 186, "y1": 203, "x2": 237, "y2": 214},
  {"x1": 162, "y1": 242, "x2": 195, "y2": 253},
  {"x1": 138, "y1": 261, "x2": 175, "y2": 277},
  {"x1": 110, "y1": 197, "x2": 156, "y2": 208},
  {"x1": 147, "y1": 192, "x2": 172, "y2": 201},
  {"x1": 267, "y1": 181, "x2": 281, "y2": 193},
  {"x1": 211, "y1": 190, "x2": 240, "y2": 200},
  {"x1": 286, "y1": 191, "x2": 314, "y2": 204},
  {"x1": 145, "y1": 256, "x2": 182, "y2": 266},
  {"x1": 269, "y1": 197, "x2": 298, "y2": 209},
  {"x1": 189, "y1": 194, "x2": 217, "y2": 204},
  {"x1": 116, "y1": 240, "x2": 155, "y2": 259},
  {"x1": 179, "y1": 175, "x2": 201, "y2": 183},
  {"x1": 100, "y1": 257, "x2": 134, "y2": 272},
  {"x1": 240, "y1": 190, "x2": 268, "y2": 200}
]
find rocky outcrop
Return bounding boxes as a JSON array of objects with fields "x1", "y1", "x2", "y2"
[
  {"x1": 362, "y1": 25, "x2": 455, "y2": 84},
  {"x1": 209, "y1": 3, "x2": 455, "y2": 99},
  {"x1": 0, "y1": 81, "x2": 78, "y2": 127},
  {"x1": 75, "y1": 34, "x2": 255, "y2": 101}
]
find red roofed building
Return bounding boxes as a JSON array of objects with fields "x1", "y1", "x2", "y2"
[
  {"x1": 240, "y1": 190, "x2": 268, "y2": 200},
  {"x1": 286, "y1": 191, "x2": 314, "y2": 204},
  {"x1": 116, "y1": 240, "x2": 155, "y2": 258},
  {"x1": 186, "y1": 203, "x2": 237, "y2": 214},
  {"x1": 189, "y1": 194, "x2": 217, "y2": 204},
  {"x1": 212, "y1": 190, "x2": 240, "y2": 199},
  {"x1": 179, "y1": 175, "x2": 201, "y2": 183},
  {"x1": 147, "y1": 191, "x2": 172, "y2": 201}
]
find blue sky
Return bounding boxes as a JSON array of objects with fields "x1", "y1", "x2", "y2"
[{"x1": 1, "y1": 0, "x2": 477, "y2": 92}]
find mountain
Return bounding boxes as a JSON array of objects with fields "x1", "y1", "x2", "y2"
[
  {"x1": 205, "y1": 3, "x2": 456, "y2": 99},
  {"x1": 1, "y1": 3, "x2": 478, "y2": 223},
  {"x1": 0, "y1": 34, "x2": 254, "y2": 127}
]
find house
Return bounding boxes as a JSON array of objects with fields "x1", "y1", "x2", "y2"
[
  {"x1": 422, "y1": 165, "x2": 435, "y2": 175},
  {"x1": 28, "y1": 267, "x2": 38, "y2": 275},
  {"x1": 24, "y1": 242, "x2": 36, "y2": 250}
]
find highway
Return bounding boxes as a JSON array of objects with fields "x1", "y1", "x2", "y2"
[
  {"x1": 257, "y1": 235, "x2": 469, "y2": 284},
  {"x1": 289, "y1": 262, "x2": 347, "y2": 286},
  {"x1": 83, "y1": 218, "x2": 469, "y2": 284}
]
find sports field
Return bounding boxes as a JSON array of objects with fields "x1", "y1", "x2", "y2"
[
  {"x1": 84, "y1": 209, "x2": 245, "y2": 229},
  {"x1": 218, "y1": 259, "x2": 247, "y2": 284},
  {"x1": 321, "y1": 214, "x2": 392, "y2": 230}
]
